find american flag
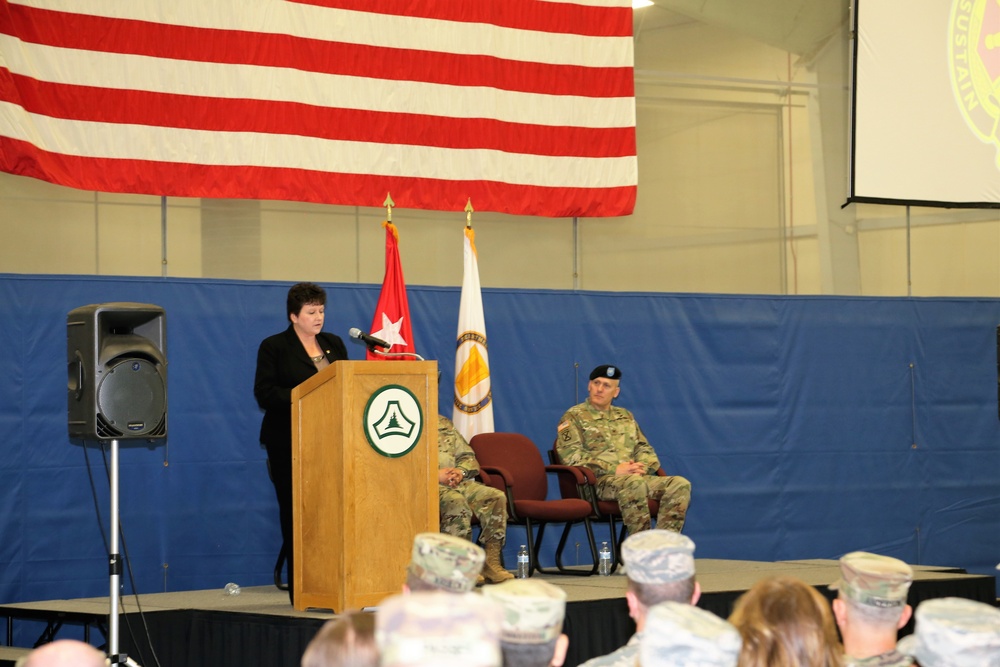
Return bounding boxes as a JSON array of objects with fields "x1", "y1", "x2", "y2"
[{"x1": 0, "y1": 0, "x2": 637, "y2": 217}]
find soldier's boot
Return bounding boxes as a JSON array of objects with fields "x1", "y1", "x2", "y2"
[
  {"x1": 482, "y1": 540, "x2": 515, "y2": 583},
  {"x1": 476, "y1": 573, "x2": 486, "y2": 586}
]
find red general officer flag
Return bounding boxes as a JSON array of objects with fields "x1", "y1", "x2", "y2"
[{"x1": 368, "y1": 221, "x2": 415, "y2": 360}]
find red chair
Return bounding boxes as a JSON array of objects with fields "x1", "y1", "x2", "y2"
[
  {"x1": 549, "y1": 444, "x2": 664, "y2": 573},
  {"x1": 469, "y1": 432, "x2": 598, "y2": 576}
]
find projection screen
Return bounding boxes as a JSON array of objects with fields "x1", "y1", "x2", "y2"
[{"x1": 850, "y1": 0, "x2": 1000, "y2": 207}]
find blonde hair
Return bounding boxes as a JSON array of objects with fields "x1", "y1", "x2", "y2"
[
  {"x1": 728, "y1": 576, "x2": 843, "y2": 667},
  {"x1": 301, "y1": 611, "x2": 378, "y2": 667}
]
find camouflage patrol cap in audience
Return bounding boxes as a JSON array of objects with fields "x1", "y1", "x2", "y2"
[
  {"x1": 897, "y1": 597, "x2": 1000, "y2": 667},
  {"x1": 589, "y1": 365, "x2": 622, "y2": 381},
  {"x1": 639, "y1": 601, "x2": 741, "y2": 667},
  {"x1": 408, "y1": 532, "x2": 485, "y2": 593},
  {"x1": 376, "y1": 591, "x2": 503, "y2": 667},
  {"x1": 621, "y1": 531, "x2": 696, "y2": 584},
  {"x1": 831, "y1": 551, "x2": 913, "y2": 609},
  {"x1": 481, "y1": 579, "x2": 567, "y2": 645}
]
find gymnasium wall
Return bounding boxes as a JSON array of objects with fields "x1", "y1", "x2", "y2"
[{"x1": 0, "y1": 274, "x2": 997, "y2": 604}]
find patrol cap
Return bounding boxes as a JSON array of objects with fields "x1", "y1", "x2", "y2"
[
  {"x1": 407, "y1": 532, "x2": 484, "y2": 593},
  {"x1": 639, "y1": 601, "x2": 741, "y2": 667},
  {"x1": 897, "y1": 597, "x2": 1000, "y2": 667},
  {"x1": 621, "y1": 531, "x2": 696, "y2": 584},
  {"x1": 376, "y1": 591, "x2": 503, "y2": 667},
  {"x1": 481, "y1": 579, "x2": 567, "y2": 645},
  {"x1": 831, "y1": 551, "x2": 913, "y2": 609},
  {"x1": 589, "y1": 365, "x2": 622, "y2": 381}
]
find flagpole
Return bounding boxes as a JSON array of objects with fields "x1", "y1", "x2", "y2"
[
  {"x1": 453, "y1": 200, "x2": 494, "y2": 441},
  {"x1": 383, "y1": 192, "x2": 394, "y2": 222}
]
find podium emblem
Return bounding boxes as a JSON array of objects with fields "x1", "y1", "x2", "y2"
[{"x1": 363, "y1": 384, "x2": 424, "y2": 457}]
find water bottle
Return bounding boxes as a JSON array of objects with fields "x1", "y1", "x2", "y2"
[
  {"x1": 516, "y1": 544, "x2": 530, "y2": 578},
  {"x1": 224, "y1": 582, "x2": 241, "y2": 596},
  {"x1": 598, "y1": 541, "x2": 612, "y2": 576}
]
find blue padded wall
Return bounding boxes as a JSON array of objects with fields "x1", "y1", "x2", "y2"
[{"x1": 0, "y1": 274, "x2": 997, "y2": 605}]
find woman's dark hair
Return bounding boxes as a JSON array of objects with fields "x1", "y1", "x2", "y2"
[{"x1": 286, "y1": 282, "x2": 326, "y2": 318}]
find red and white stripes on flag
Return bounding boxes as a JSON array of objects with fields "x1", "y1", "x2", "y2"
[
  {"x1": 452, "y1": 225, "x2": 493, "y2": 441},
  {"x1": 0, "y1": 0, "x2": 637, "y2": 218}
]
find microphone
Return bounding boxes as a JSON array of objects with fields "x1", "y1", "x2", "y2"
[{"x1": 349, "y1": 327, "x2": 389, "y2": 349}]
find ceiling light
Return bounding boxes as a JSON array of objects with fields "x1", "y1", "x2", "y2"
[{"x1": 632, "y1": 0, "x2": 654, "y2": 7}]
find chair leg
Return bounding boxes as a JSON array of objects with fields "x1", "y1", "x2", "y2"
[
  {"x1": 531, "y1": 520, "x2": 556, "y2": 575},
  {"x1": 614, "y1": 519, "x2": 629, "y2": 569},
  {"x1": 537, "y1": 521, "x2": 597, "y2": 576},
  {"x1": 524, "y1": 518, "x2": 538, "y2": 577},
  {"x1": 583, "y1": 518, "x2": 599, "y2": 573},
  {"x1": 556, "y1": 523, "x2": 600, "y2": 577},
  {"x1": 607, "y1": 516, "x2": 622, "y2": 575}
]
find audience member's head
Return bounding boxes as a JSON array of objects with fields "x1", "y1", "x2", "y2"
[
  {"x1": 376, "y1": 590, "x2": 503, "y2": 667},
  {"x1": 482, "y1": 579, "x2": 569, "y2": 667},
  {"x1": 621, "y1": 531, "x2": 700, "y2": 630},
  {"x1": 301, "y1": 610, "x2": 378, "y2": 667},
  {"x1": 830, "y1": 551, "x2": 913, "y2": 659},
  {"x1": 19, "y1": 640, "x2": 106, "y2": 667},
  {"x1": 405, "y1": 532, "x2": 485, "y2": 593},
  {"x1": 897, "y1": 597, "x2": 1000, "y2": 667},
  {"x1": 640, "y1": 601, "x2": 741, "y2": 667},
  {"x1": 728, "y1": 575, "x2": 844, "y2": 667}
]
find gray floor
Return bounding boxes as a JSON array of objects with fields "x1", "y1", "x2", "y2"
[{"x1": 0, "y1": 558, "x2": 985, "y2": 621}]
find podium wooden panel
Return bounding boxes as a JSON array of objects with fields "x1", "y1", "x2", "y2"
[{"x1": 290, "y1": 360, "x2": 438, "y2": 612}]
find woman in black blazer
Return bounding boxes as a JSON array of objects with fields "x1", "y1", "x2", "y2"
[{"x1": 254, "y1": 282, "x2": 348, "y2": 604}]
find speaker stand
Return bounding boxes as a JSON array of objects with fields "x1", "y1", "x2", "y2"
[{"x1": 107, "y1": 439, "x2": 141, "y2": 667}]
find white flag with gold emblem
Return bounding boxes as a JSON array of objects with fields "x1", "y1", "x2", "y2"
[{"x1": 453, "y1": 225, "x2": 494, "y2": 441}]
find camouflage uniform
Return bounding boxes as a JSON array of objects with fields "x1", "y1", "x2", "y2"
[
  {"x1": 640, "y1": 601, "x2": 741, "y2": 667},
  {"x1": 832, "y1": 551, "x2": 915, "y2": 667},
  {"x1": 407, "y1": 532, "x2": 484, "y2": 593},
  {"x1": 581, "y1": 633, "x2": 642, "y2": 667},
  {"x1": 437, "y1": 415, "x2": 507, "y2": 545},
  {"x1": 556, "y1": 401, "x2": 691, "y2": 534},
  {"x1": 897, "y1": 597, "x2": 1000, "y2": 667},
  {"x1": 845, "y1": 651, "x2": 913, "y2": 667},
  {"x1": 482, "y1": 578, "x2": 567, "y2": 652},
  {"x1": 581, "y1": 532, "x2": 698, "y2": 667},
  {"x1": 376, "y1": 590, "x2": 503, "y2": 667}
]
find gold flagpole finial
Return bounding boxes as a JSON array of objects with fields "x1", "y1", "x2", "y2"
[
  {"x1": 464, "y1": 198, "x2": 474, "y2": 228},
  {"x1": 383, "y1": 192, "x2": 395, "y2": 221}
]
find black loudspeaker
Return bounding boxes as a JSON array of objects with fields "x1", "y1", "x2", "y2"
[{"x1": 67, "y1": 303, "x2": 167, "y2": 441}]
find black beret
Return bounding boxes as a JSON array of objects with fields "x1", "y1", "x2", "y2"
[{"x1": 589, "y1": 365, "x2": 622, "y2": 381}]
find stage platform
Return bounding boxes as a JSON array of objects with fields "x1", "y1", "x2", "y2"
[{"x1": 1, "y1": 558, "x2": 995, "y2": 667}]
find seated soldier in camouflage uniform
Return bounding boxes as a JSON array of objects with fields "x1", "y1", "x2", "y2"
[
  {"x1": 437, "y1": 415, "x2": 514, "y2": 584},
  {"x1": 831, "y1": 552, "x2": 915, "y2": 667},
  {"x1": 556, "y1": 364, "x2": 691, "y2": 536}
]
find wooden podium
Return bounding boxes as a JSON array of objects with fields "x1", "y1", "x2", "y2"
[{"x1": 290, "y1": 360, "x2": 438, "y2": 612}]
